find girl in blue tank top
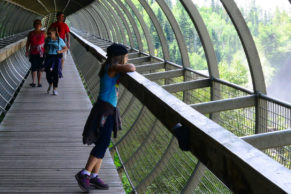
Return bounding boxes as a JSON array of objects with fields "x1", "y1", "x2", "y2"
[
  {"x1": 98, "y1": 64, "x2": 120, "y2": 107},
  {"x1": 76, "y1": 44, "x2": 136, "y2": 192}
]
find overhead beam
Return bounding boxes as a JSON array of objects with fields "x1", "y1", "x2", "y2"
[
  {"x1": 5, "y1": 0, "x2": 44, "y2": 16},
  {"x1": 191, "y1": 95, "x2": 256, "y2": 114},
  {"x1": 162, "y1": 79, "x2": 210, "y2": 93},
  {"x1": 242, "y1": 129, "x2": 291, "y2": 150},
  {"x1": 144, "y1": 69, "x2": 183, "y2": 81}
]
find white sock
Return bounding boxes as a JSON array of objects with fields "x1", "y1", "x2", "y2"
[
  {"x1": 91, "y1": 173, "x2": 98, "y2": 178},
  {"x1": 81, "y1": 169, "x2": 91, "y2": 176}
]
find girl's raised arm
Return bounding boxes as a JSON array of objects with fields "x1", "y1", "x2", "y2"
[{"x1": 113, "y1": 63, "x2": 136, "y2": 73}]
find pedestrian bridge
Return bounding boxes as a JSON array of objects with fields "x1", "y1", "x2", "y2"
[{"x1": 0, "y1": 0, "x2": 291, "y2": 193}]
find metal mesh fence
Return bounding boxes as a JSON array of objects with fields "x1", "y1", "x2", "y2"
[
  {"x1": 258, "y1": 97, "x2": 291, "y2": 169},
  {"x1": 0, "y1": 47, "x2": 30, "y2": 114},
  {"x1": 0, "y1": 1, "x2": 38, "y2": 39}
]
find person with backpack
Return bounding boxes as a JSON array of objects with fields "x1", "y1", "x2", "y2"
[
  {"x1": 44, "y1": 26, "x2": 68, "y2": 95},
  {"x1": 75, "y1": 44, "x2": 136, "y2": 192}
]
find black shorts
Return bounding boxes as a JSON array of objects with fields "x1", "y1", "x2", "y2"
[{"x1": 29, "y1": 54, "x2": 44, "y2": 72}]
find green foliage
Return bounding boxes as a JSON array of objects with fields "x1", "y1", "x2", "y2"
[
  {"x1": 135, "y1": 0, "x2": 291, "y2": 87},
  {"x1": 218, "y1": 53, "x2": 249, "y2": 86}
]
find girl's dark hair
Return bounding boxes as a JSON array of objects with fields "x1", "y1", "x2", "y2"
[
  {"x1": 99, "y1": 44, "x2": 128, "y2": 77},
  {"x1": 33, "y1": 19, "x2": 42, "y2": 28},
  {"x1": 47, "y1": 26, "x2": 59, "y2": 37}
]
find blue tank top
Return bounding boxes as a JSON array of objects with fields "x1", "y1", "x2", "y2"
[{"x1": 98, "y1": 64, "x2": 120, "y2": 107}]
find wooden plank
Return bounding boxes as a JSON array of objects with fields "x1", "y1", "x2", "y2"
[
  {"x1": 191, "y1": 95, "x2": 256, "y2": 114},
  {"x1": 162, "y1": 78, "x2": 210, "y2": 93},
  {"x1": 0, "y1": 52, "x2": 125, "y2": 193}
]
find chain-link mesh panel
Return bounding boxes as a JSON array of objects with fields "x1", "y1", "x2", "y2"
[
  {"x1": 258, "y1": 97, "x2": 291, "y2": 169},
  {"x1": 0, "y1": 47, "x2": 30, "y2": 114},
  {"x1": 0, "y1": 1, "x2": 39, "y2": 39}
]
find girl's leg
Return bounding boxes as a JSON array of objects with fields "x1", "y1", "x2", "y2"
[
  {"x1": 46, "y1": 71, "x2": 53, "y2": 93},
  {"x1": 92, "y1": 159, "x2": 102, "y2": 174},
  {"x1": 84, "y1": 155, "x2": 99, "y2": 172},
  {"x1": 75, "y1": 116, "x2": 114, "y2": 191},
  {"x1": 52, "y1": 68, "x2": 59, "y2": 95}
]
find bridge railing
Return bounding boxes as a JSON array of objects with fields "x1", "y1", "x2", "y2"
[
  {"x1": 0, "y1": 36, "x2": 30, "y2": 115},
  {"x1": 70, "y1": 29, "x2": 291, "y2": 193}
]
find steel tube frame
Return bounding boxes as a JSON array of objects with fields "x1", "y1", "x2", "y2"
[
  {"x1": 101, "y1": 0, "x2": 127, "y2": 45},
  {"x1": 114, "y1": 0, "x2": 143, "y2": 51},
  {"x1": 155, "y1": 0, "x2": 190, "y2": 68},
  {"x1": 124, "y1": 0, "x2": 154, "y2": 55},
  {"x1": 138, "y1": 0, "x2": 170, "y2": 61},
  {"x1": 96, "y1": 2, "x2": 120, "y2": 43},
  {"x1": 220, "y1": 0, "x2": 266, "y2": 94},
  {"x1": 107, "y1": 0, "x2": 135, "y2": 48}
]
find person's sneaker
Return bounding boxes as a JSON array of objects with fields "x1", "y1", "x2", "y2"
[
  {"x1": 53, "y1": 90, "x2": 58, "y2": 95},
  {"x1": 90, "y1": 176, "x2": 109, "y2": 190},
  {"x1": 30, "y1": 83, "x2": 36, "y2": 87},
  {"x1": 75, "y1": 171, "x2": 90, "y2": 192},
  {"x1": 37, "y1": 84, "x2": 42, "y2": 87}
]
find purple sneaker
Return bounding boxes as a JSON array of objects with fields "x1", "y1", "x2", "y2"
[
  {"x1": 75, "y1": 171, "x2": 90, "y2": 192},
  {"x1": 90, "y1": 176, "x2": 109, "y2": 190}
]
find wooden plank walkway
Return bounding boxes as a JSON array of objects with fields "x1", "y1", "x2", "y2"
[{"x1": 0, "y1": 53, "x2": 125, "y2": 193}]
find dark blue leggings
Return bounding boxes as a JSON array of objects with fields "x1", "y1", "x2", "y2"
[{"x1": 90, "y1": 115, "x2": 114, "y2": 159}]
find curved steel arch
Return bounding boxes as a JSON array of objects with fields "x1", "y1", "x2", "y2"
[
  {"x1": 91, "y1": 3, "x2": 112, "y2": 41},
  {"x1": 180, "y1": 0, "x2": 219, "y2": 78},
  {"x1": 107, "y1": 0, "x2": 135, "y2": 48},
  {"x1": 2, "y1": 3, "x2": 19, "y2": 37},
  {"x1": 100, "y1": 1, "x2": 126, "y2": 44},
  {"x1": 71, "y1": 11, "x2": 89, "y2": 32},
  {"x1": 89, "y1": 5, "x2": 108, "y2": 39},
  {"x1": 155, "y1": 0, "x2": 190, "y2": 68},
  {"x1": 85, "y1": 7, "x2": 101, "y2": 37},
  {"x1": 97, "y1": 2, "x2": 122, "y2": 43},
  {"x1": 124, "y1": 0, "x2": 155, "y2": 55},
  {"x1": 79, "y1": 9, "x2": 94, "y2": 33},
  {"x1": 114, "y1": 0, "x2": 143, "y2": 51},
  {"x1": 138, "y1": 0, "x2": 170, "y2": 61},
  {"x1": 220, "y1": 0, "x2": 266, "y2": 94},
  {"x1": 93, "y1": 2, "x2": 117, "y2": 42}
]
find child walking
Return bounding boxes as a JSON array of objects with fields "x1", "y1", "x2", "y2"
[
  {"x1": 44, "y1": 26, "x2": 67, "y2": 95},
  {"x1": 75, "y1": 44, "x2": 136, "y2": 192}
]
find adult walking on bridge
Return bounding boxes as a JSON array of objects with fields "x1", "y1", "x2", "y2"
[
  {"x1": 50, "y1": 12, "x2": 70, "y2": 71},
  {"x1": 25, "y1": 19, "x2": 46, "y2": 87},
  {"x1": 75, "y1": 44, "x2": 136, "y2": 192}
]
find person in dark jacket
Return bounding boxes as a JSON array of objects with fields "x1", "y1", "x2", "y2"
[{"x1": 75, "y1": 43, "x2": 136, "y2": 192}]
